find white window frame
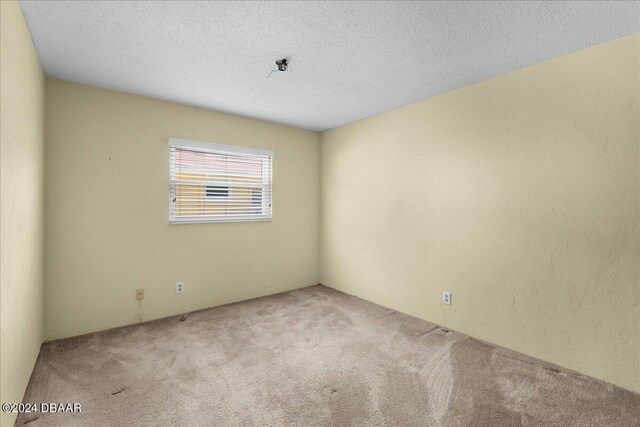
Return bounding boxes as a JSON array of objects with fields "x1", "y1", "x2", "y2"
[{"x1": 169, "y1": 138, "x2": 274, "y2": 224}]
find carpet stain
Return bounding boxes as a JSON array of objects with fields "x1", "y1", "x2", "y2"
[{"x1": 48, "y1": 335, "x2": 92, "y2": 352}]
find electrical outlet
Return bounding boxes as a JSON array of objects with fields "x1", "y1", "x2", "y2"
[
  {"x1": 442, "y1": 291, "x2": 451, "y2": 305},
  {"x1": 176, "y1": 282, "x2": 184, "y2": 294},
  {"x1": 136, "y1": 288, "x2": 144, "y2": 300}
]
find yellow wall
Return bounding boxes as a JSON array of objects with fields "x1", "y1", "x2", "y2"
[
  {"x1": 0, "y1": 1, "x2": 45, "y2": 426},
  {"x1": 320, "y1": 34, "x2": 640, "y2": 392},
  {"x1": 44, "y1": 79, "x2": 320, "y2": 340}
]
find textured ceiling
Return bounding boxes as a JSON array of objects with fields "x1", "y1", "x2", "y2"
[{"x1": 20, "y1": 1, "x2": 640, "y2": 131}]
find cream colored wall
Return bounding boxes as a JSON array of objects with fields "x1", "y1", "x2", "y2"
[
  {"x1": 0, "y1": 1, "x2": 45, "y2": 426},
  {"x1": 44, "y1": 79, "x2": 320, "y2": 340},
  {"x1": 320, "y1": 34, "x2": 640, "y2": 392}
]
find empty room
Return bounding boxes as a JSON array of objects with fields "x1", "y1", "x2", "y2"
[{"x1": 1, "y1": 1, "x2": 639, "y2": 426}]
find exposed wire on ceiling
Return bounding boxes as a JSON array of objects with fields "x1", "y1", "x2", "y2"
[{"x1": 267, "y1": 58, "x2": 288, "y2": 78}]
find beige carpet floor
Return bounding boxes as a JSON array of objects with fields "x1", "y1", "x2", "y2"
[{"x1": 18, "y1": 285, "x2": 640, "y2": 426}]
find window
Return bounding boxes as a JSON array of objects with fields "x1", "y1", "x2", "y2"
[{"x1": 169, "y1": 138, "x2": 274, "y2": 223}]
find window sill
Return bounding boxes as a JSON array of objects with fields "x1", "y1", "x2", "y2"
[{"x1": 169, "y1": 216, "x2": 272, "y2": 224}]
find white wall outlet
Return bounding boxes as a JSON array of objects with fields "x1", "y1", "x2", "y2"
[
  {"x1": 176, "y1": 282, "x2": 184, "y2": 294},
  {"x1": 442, "y1": 291, "x2": 452, "y2": 305}
]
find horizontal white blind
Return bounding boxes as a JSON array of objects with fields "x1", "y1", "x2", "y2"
[{"x1": 169, "y1": 138, "x2": 273, "y2": 223}]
